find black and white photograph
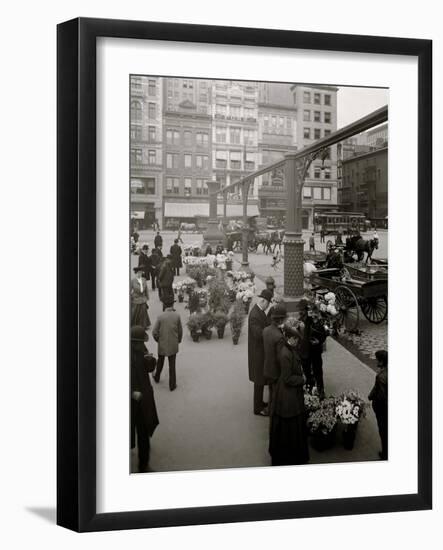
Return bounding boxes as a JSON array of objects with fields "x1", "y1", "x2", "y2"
[{"x1": 129, "y1": 76, "x2": 389, "y2": 474}]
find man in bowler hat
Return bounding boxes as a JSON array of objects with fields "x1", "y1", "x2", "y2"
[{"x1": 248, "y1": 289, "x2": 273, "y2": 415}]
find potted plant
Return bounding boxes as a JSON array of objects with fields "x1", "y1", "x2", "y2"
[
  {"x1": 213, "y1": 310, "x2": 228, "y2": 339},
  {"x1": 187, "y1": 313, "x2": 202, "y2": 342},
  {"x1": 307, "y1": 398, "x2": 338, "y2": 451},
  {"x1": 335, "y1": 390, "x2": 367, "y2": 450},
  {"x1": 229, "y1": 300, "x2": 246, "y2": 345},
  {"x1": 208, "y1": 278, "x2": 230, "y2": 314},
  {"x1": 200, "y1": 311, "x2": 214, "y2": 340},
  {"x1": 188, "y1": 291, "x2": 201, "y2": 314}
]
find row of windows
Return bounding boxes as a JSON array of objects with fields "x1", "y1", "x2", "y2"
[
  {"x1": 215, "y1": 127, "x2": 256, "y2": 145},
  {"x1": 303, "y1": 186, "x2": 332, "y2": 200},
  {"x1": 166, "y1": 129, "x2": 210, "y2": 147},
  {"x1": 130, "y1": 178, "x2": 156, "y2": 195},
  {"x1": 303, "y1": 127, "x2": 332, "y2": 140},
  {"x1": 131, "y1": 78, "x2": 157, "y2": 96},
  {"x1": 130, "y1": 125, "x2": 158, "y2": 141},
  {"x1": 215, "y1": 104, "x2": 257, "y2": 119},
  {"x1": 166, "y1": 153, "x2": 210, "y2": 170},
  {"x1": 131, "y1": 101, "x2": 158, "y2": 121},
  {"x1": 131, "y1": 149, "x2": 159, "y2": 165},
  {"x1": 303, "y1": 110, "x2": 332, "y2": 123},
  {"x1": 215, "y1": 159, "x2": 255, "y2": 171},
  {"x1": 302, "y1": 91, "x2": 332, "y2": 106},
  {"x1": 166, "y1": 177, "x2": 209, "y2": 196}
]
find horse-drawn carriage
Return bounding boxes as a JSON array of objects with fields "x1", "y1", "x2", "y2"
[
  {"x1": 225, "y1": 216, "x2": 284, "y2": 254},
  {"x1": 309, "y1": 266, "x2": 388, "y2": 332}
]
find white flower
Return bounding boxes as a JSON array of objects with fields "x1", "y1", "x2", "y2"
[
  {"x1": 319, "y1": 303, "x2": 327, "y2": 312},
  {"x1": 325, "y1": 292, "x2": 336, "y2": 304}
]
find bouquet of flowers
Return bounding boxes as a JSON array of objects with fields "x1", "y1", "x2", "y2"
[
  {"x1": 304, "y1": 391, "x2": 321, "y2": 413},
  {"x1": 226, "y1": 270, "x2": 255, "y2": 284},
  {"x1": 307, "y1": 398, "x2": 337, "y2": 435},
  {"x1": 303, "y1": 290, "x2": 340, "y2": 335},
  {"x1": 181, "y1": 277, "x2": 197, "y2": 293},
  {"x1": 235, "y1": 281, "x2": 256, "y2": 303},
  {"x1": 215, "y1": 253, "x2": 228, "y2": 270},
  {"x1": 335, "y1": 390, "x2": 366, "y2": 425}
]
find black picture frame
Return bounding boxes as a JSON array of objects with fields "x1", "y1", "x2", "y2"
[{"x1": 57, "y1": 17, "x2": 432, "y2": 532}]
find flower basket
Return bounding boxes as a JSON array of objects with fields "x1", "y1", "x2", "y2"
[
  {"x1": 187, "y1": 313, "x2": 204, "y2": 342},
  {"x1": 307, "y1": 397, "x2": 337, "y2": 451},
  {"x1": 335, "y1": 390, "x2": 366, "y2": 449}
]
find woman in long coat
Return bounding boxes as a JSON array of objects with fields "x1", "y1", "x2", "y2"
[
  {"x1": 131, "y1": 266, "x2": 151, "y2": 329},
  {"x1": 131, "y1": 325, "x2": 159, "y2": 472},
  {"x1": 269, "y1": 317, "x2": 309, "y2": 466}
]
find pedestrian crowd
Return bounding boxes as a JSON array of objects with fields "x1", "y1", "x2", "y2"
[
  {"x1": 247, "y1": 276, "x2": 388, "y2": 466},
  {"x1": 130, "y1": 230, "x2": 184, "y2": 472},
  {"x1": 129, "y1": 229, "x2": 388, "y2": 472}
]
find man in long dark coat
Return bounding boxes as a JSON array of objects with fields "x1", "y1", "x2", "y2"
[
  {"x1": 154, "y1": 231, "x2": 163, "y2": 249},
  {"x1": 158, "y1": 255, "x2": 174, "y2": 308},
  {"x1": 131, "y1": 325, "x2": 159, "y2": 473},
  {"x1": 170, "y1": 239, "x2": 183, "y2": 276},
  {"x1": 138, "y1": 244, "x2": 152, "y2": 280},
  {"x1": 263, "y1": 302, "x2": 287, "y2": 398},
  {"x1": 248, "y1": 289, "x2": 272, "y2": 416}
]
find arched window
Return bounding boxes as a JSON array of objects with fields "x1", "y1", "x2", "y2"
[{"x1": 131, "y1": 101, "x2": 142, "y2": 122}]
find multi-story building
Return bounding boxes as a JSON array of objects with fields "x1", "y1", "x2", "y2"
[
  {"x1": 212, "y1": 80, "x2": 260, "y2": 205},
  {"x1": 256, "y1": 82, "x2": 297, "y2": 224},
  {"x1": 130, "y1": 78, "x2": 339, "y2": 230},
  {"x1": 161, "y1": 78, "x2": 214, "y2": 228},
  {"x1": 337, "y1": 123, "x2": 388, "y2": 221},
  {"x1": 130, "y1": 76, "x2": 163, "y2": 229},
  {"x1": 340, "y1": 147, "x2": 388, "y2": 222},
  {"x1": 257, "y1": 83, "x2": 339, "y2": 229}
]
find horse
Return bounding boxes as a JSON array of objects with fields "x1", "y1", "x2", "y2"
[{"x1": 345, "y1": 236, "x2": 379, "y2": 263}]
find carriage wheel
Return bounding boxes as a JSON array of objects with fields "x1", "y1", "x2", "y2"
[
  {"x1": 326, "y1": 239, "x2": 333, "y2": 251},
  {"x1": 360, "y1": 295, "x2": 388, "y2": 324},
  {"x1": 334, "y1": 285, "x2": 360, "y2": 332}
]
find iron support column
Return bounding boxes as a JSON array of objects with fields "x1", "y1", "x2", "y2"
[{"x1": 283, "y1": 153, "x2": 305, "y2": 300}]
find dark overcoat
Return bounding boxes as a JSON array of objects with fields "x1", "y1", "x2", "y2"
[
  {"x1": 131, "y1": 346, "x2": 159, "y2": 437},
  {"x1": 158, "y1": 261, "x2": 174, "y2": 288},
  {"x1": 247, "y1": 304, "x2": 269, "y2": 385},
  {"x1": 138, "y1": 251, "x2": 152, "y2": 278},
  {"x1": 263, "y1": 323, "x2": 285, "y2": 384},
  {"x1": 154, "y1": 234, "x2": 163, "y2": 248},
  {"x1": 170, "y1": 243, "x2": 183, "y2": 269},
  {"x1": 270, "y1": 344, "x2": 305, "y2": 418}
]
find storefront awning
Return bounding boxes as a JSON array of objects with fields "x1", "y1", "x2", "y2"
[{"x1": 164, "y1": 202, "x2": 259, "y2": 218}]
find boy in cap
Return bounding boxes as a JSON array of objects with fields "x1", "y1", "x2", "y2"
[{"x1": 368, "y1": 350, "x2": 388, "y2": 459}]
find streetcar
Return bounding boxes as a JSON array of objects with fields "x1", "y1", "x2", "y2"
[{"x1": 314, "y1": 211, "x2": 369, "y2": 235}]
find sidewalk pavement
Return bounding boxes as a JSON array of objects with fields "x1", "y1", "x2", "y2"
[{"x1": 131, "y1": 250, "x2": 382, "y2": 473}]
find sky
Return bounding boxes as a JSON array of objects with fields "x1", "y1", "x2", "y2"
[{"x1": 337, "y1": 86, "x2": 389, "y2": 128}]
